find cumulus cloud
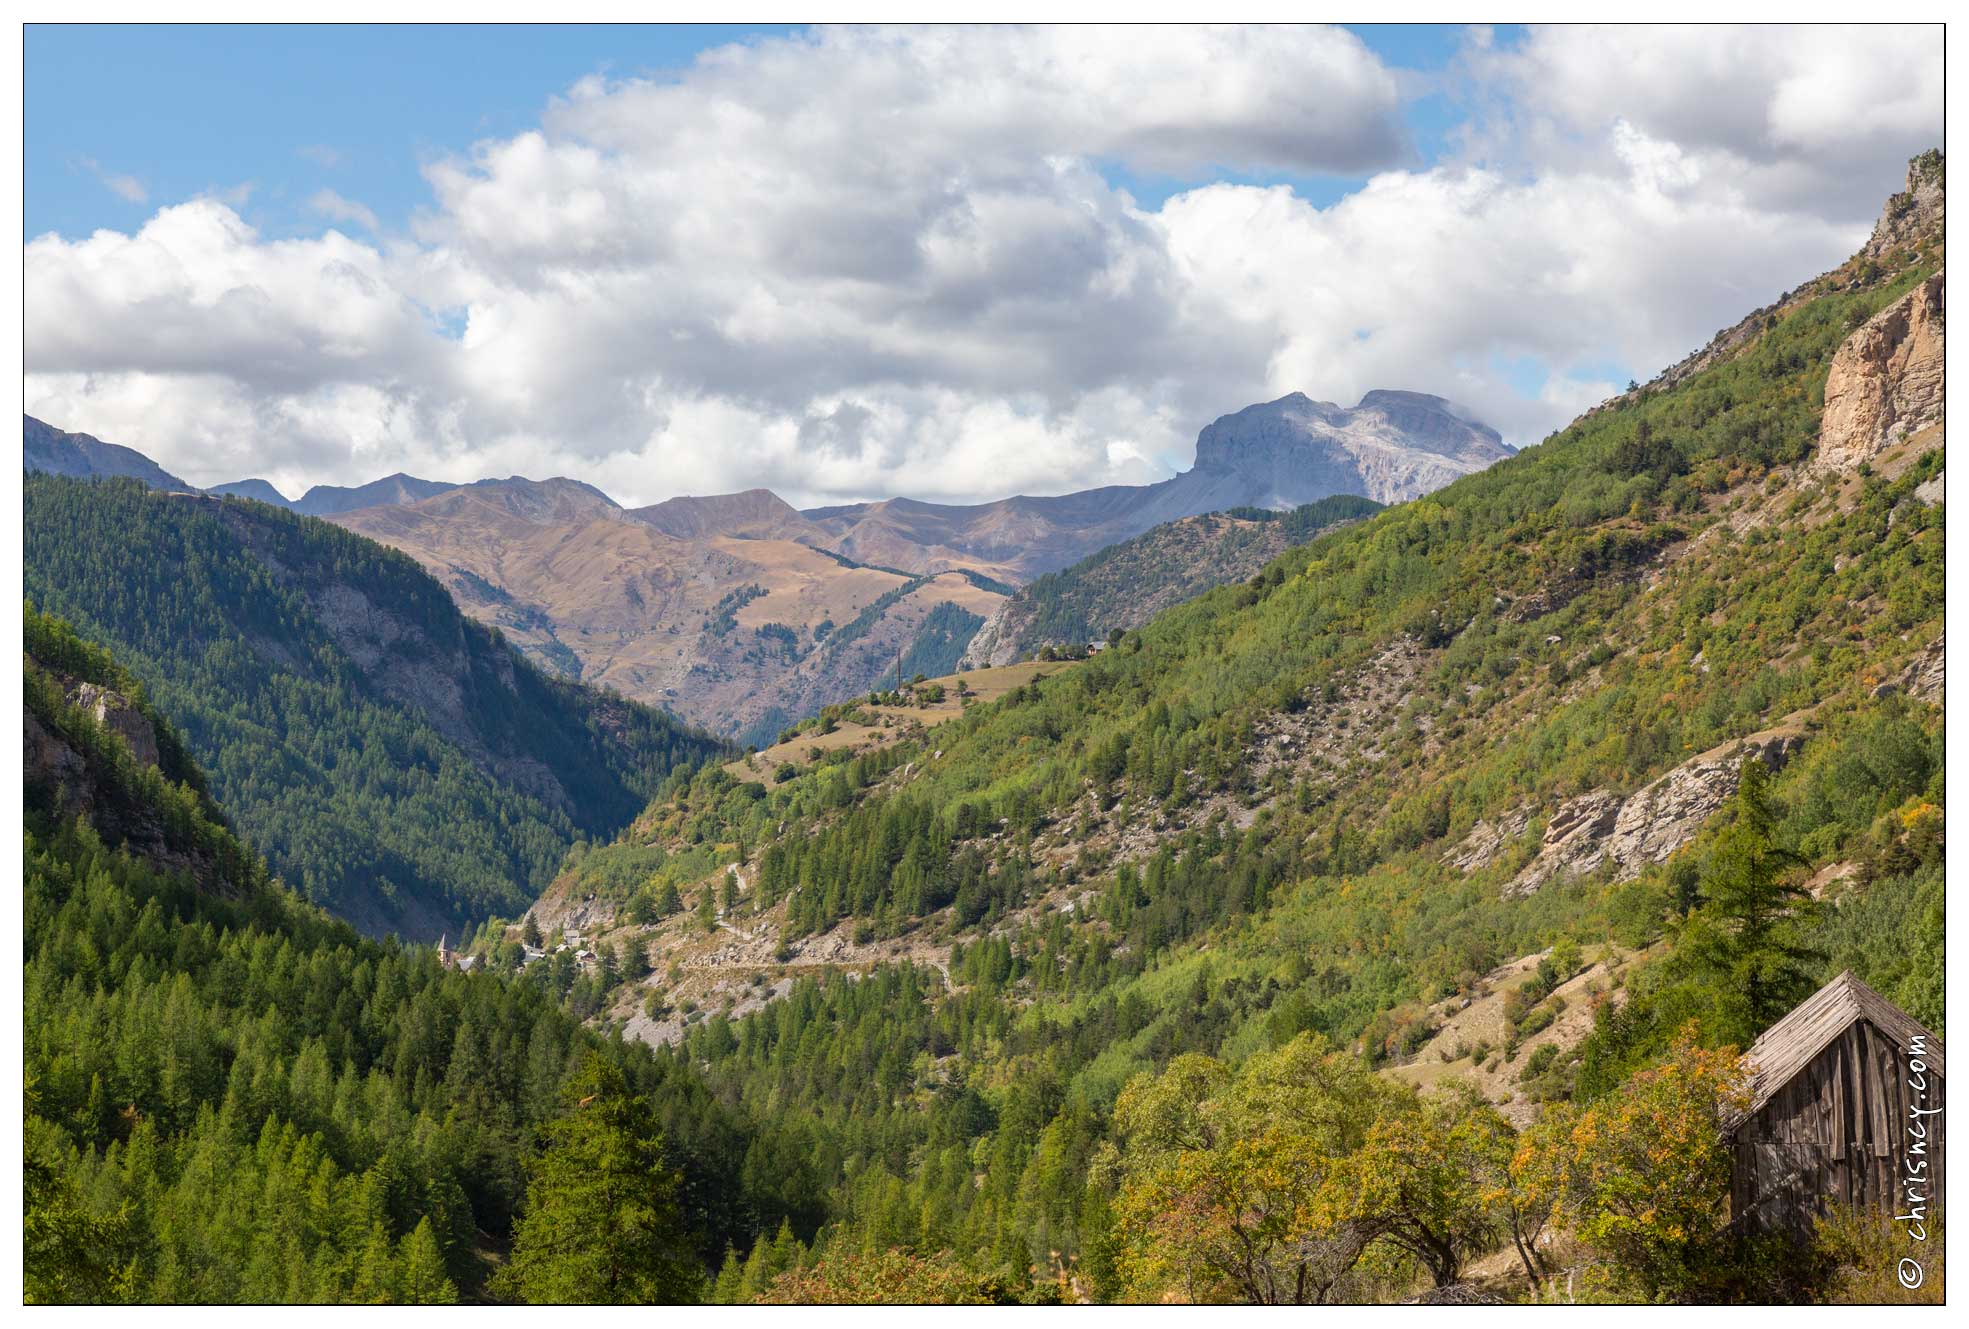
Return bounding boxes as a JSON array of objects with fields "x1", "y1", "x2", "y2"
[
  {"x1": 1472, "y1": 24, "x2": 1943, "y2": 218},
  {"x1": 1154, "y1": 134, "x2": 1866, "y2": 443},
  {"x1": 23, "y1": 23, "x2": 1944, "y2": 507}
]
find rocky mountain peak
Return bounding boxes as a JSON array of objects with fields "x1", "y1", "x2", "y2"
[
  {"x1": 1865, "y1": 148, "x2": 1944, "y2": 261},
  {"x1": 460, "y1": 475, "x2": 621, "y2": 524},
  {"x1": 1188, "y1": 390, "x2": 1510, "y2": 506}
]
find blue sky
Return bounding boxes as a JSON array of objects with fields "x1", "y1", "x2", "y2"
[
  {"x1": 26, "y1": 24, "x2": 794, "y2": 238},
  {"x1": 22, "y1": 23, "x2": 1939, "y2": 506},
  {"x1": 26, "y1": 22, "x2": 1491, "y2": 239}
]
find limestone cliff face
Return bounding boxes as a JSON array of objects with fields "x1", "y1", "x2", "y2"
[
  {"x1": 25, "y1": 675, "x2": 163, "y2": 814},
  {"x1": 1816, "y1": 270, "x2": 1945, "y2": 475},
  {"x1": 957, "y1": 603, "x2": 1021, "y2": 670},
  {"x1": 1445, "y1": 726, "x2": 1808, "y2": 897},
  {"x1": 1186, "y1": 390, "x2": 1510, "y2": 508}
]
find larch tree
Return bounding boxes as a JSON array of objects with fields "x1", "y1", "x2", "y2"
[{"x1": 494, "y1": 1053, "x2": 702, "y2": 1304}]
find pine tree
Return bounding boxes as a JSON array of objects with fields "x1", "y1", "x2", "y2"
[
  {"x1": 396, "y1": 1218, "x2": 459, "y2": 1304},
  {"x1": 23, "y1": 1116, "x2": 136, "y2": 1304},
  {"x1": 738, "y1": 1235, "x2": 771, "y2": 1302},
  {"x1": 493, "y1": 1054, "x2": 701, "y2": 1304},
  {"x1": 712, "y1": 1246, "x2": 745, "y2": 1303},
  {"x1": 350, "y1": 1222, "x2": 398, "y2": 1304},
  {"x1": 1684, "y1": 759, "x2": 1822, "y2": 1041},
  {"x1": 620, "y1": 938, "x2": 651, "y2": 983}
]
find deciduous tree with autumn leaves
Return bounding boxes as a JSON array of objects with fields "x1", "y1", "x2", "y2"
[{"x1": 1103, "y1": 1030, "x2": 1751, "y2": 1303}]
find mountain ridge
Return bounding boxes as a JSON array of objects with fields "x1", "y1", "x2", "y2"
[
  {"x1": 23, "y1": 473, "x2": 723, "y2": 937},
  {"x1": 27, "y1": 383, "x2": 1495, "y2": 741},
  {"x1": 28, "y1": 384, "x2": 1502, "y2": 574}
]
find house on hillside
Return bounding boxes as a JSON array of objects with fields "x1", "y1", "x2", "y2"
[{"x1": 1728, "y1": 971, "x2": 1943, "y2": 1235}]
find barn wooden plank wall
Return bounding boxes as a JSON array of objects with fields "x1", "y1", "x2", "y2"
[{"x1": 1731, "y1": 1014, "x2": 1944, "y2": 1234}]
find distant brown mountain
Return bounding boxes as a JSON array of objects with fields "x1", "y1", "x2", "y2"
[
  {"x1": 28, "y1": 388, "x2": 1504, "y2": 743},
  {"x1": 633, "y1": 488, "x2": 831, "y2": 543},
  {"x1": 799, "y1": 390, "x2": 1510, "y2": 580},
  {"x1": 330, "y1": 481, "x2": 1003, "y2": 745}
]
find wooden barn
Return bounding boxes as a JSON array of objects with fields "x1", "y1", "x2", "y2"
[{"x1": 1728, "y1": 970, "x2": 1944, "y2": 1235}]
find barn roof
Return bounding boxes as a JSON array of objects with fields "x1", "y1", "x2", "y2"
[{"x1": 1738, "y1": 970, "x2": 1944, "y2": 1118}]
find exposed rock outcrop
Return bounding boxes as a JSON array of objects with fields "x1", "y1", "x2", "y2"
[
  {"x1": 959, "y1": 604, "x2": 1020, "y2": 670},
  {"x1": 24, "y1": 670, "x2": 217, "y2": 888},
  {"x1": 23, "y1": 706, "x2": 91, "y2": 816},
  {"x1": 1442, "y1": 805, "x2": 1532, "y2": 874},
  {"x1": 71, "y1": 681, "x2": 161, "y2": 769},
  {"x1": 1505, "y1": 792, "x2": 1622, "y2": 896},
  {"x1": 1863, "y1": 149, "x2": 1945, "y2": 262},
  {"x1": 1497, "y1": 726, "x2": 1806, "y2": 897},
  {"x1": 1815, "y1": 271, "x2": 1944, "y2": 475},
  {"x1": 1605, "y1": 728, "x2": 1804, "y2": 871},
  {"x1": 1899, "y1": 634, "x2": 1945, "y2": 704}
]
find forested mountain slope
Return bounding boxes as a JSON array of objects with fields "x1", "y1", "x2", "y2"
[
  {"x1": 23, "y1": 476, "x2": 723, "y2": 938},
  {"x1": 493, "y1": 161, "x2": 1943, "y2": 1302},
  {"x1": 964, "y1": 494, "x2": 1381, "y2": 666},
  {"x1": 21, "y1": 605, "x2": 775, "y2": 1304}
]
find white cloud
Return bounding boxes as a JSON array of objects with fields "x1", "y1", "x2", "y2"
[
  {"x1": 23, "y1": 24, "x2": 1944, "y2": 507},
  {"x1": 309, "y1": 188, "x2": 381, "y2": 233},
  {"x1": 80, "y1": 158, "x2": 147, "y2": 204},
  {"x1": 1473, "y1": 24, "x2": 1943, "y2": 218},
  {"x1": 1154, "y1": 152, "x2": 1862, "y2": 444}
]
